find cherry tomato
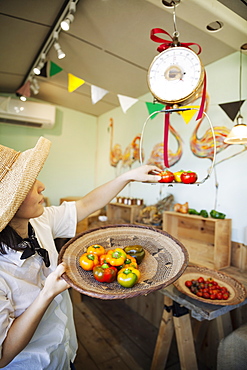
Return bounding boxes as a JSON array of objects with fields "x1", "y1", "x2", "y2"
[
  {"x1": 185, "y1": 280, "x2": 193, "y2": 287},
  {"x1": 181, "y1": 171, "x2": 198, "y2": 184},
  {"x1": 222, "y1": 292, "x2": 229, "y2": 300},
  {"x1": 159, "y1": 170, "x2": 175, "y2": 183},
  {"x1": 216, "y1": 292, "x2": 223, "y2": 300},
  {"x1": 197, "y1": 277, "x2": 204, "y2": 283}
]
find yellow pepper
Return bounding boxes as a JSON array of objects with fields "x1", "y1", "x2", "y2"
[
  {"x1": 106, "y1": 248, "x2": 127, "y2": 266},
  {"x1": 174, "y1": 170, "x2": 184, "y2": 183}
]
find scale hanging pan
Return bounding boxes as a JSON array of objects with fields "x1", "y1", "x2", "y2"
[{"x1": 141, "y1": 0, "x2": 215, "y2": 185}]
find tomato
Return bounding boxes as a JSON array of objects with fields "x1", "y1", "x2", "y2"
[
  {"x1": 210, "y1": 293, "x2": 216, "y2": 300},
  {"x1": 216, "y1": 292, "x2": 223, "y2": 300},
  {"x1": 197, "y1": 277, "x2": 204, "y2": 283},
  {"x1": 222, "y1": 292, "x2": 229, "y2": 300},
  {"x1": 185, "y1": 280, "x2": 193, "y2": 287},
  {"x1": 181, "y1": 171, "x2": 198, "y2": 184},
  {"x1": 159, "y1": 170, "x2": 175, "y2": 183},
  {"x1": 203, "y1": 292, "x2": 210, "y2": 299}
]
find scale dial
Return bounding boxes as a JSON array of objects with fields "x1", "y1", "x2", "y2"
[{"x1": 147, "y1": 46, "x2": 204, "y2": 106}]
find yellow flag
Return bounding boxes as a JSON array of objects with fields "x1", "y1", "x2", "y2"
[
  {"x1": 178, "y1": 106, "x2": 200, "y2": 124},
  {"x1": 68, "y1": 73, "x2": 85, "y2": 93}
]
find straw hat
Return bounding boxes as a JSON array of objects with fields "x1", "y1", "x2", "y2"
[{"x1": 0, "y1": 137, "x2": 51, "y2": 232}]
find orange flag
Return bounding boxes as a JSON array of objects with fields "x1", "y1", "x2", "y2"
[{"x1": 68, "y1": 73, "x2": 85, "y2": 93}]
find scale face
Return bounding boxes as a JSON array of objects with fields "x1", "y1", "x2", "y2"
[{"x1": 147, "y1": 46, "x2": 204, "y2": 106}]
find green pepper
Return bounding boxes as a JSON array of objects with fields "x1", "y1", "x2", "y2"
[
  {"x1": 200, "y1": 210, "x2": 208, "y2": 218},
  {"x1": 210, "y1": 210, "x2": 226, "y2": 219},
  {"x1": 188, "y1": 208, "x2": 200, "y2": 215},
  {"x1": 117, "y1": 267, "x2": 140, "y2": 288},
  {"x1": 123, "y1": 245, "x2": 145, "y2": 264},
  {"x1": 93, "y1": 263, "x2": 117, "y2": 283}
]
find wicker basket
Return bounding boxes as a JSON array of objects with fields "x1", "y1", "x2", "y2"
[{"x1": 58, "y1": 224, "x2": 189, "y2": 300}]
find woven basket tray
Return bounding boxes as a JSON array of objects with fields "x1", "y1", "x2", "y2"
[{"x1": 58, "y1": 224, "x2": 189, "y2": 300}]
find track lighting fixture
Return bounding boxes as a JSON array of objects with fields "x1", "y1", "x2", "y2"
[
  {"x1": 61, "y1": 1, "x2": 76, "y2": 31},
  {"x1": 61, "y1": 13, "x2": 74, "y2": 31},
  {"x1": 30, "y1": 78, "x2": 40, "y2": 95},
  {"x1": 20, "y1": 0, "x2": 79, "y2": 97},
  {"x1": 54, "y1": 41, "x2": 66, "y2": 59},
  {"x1": 33, "y1": 53, "x2": 46, "y2": 75}
]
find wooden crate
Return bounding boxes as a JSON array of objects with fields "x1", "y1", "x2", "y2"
[
  {"x1": 163, "y1": 211, "x2": 232, "y2": 270},
  {"x1": 107, "y1": 203, "x2": 143, "y2": 224}
]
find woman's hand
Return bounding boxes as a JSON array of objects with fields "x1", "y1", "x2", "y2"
[
  {"x1": 123, "y1": 165, "x2": 161, "y2": 183},
  {"x1": 41, "y1": 263, "x2": 70, "y2": 300}
]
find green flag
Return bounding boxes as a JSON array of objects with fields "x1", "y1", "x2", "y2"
[
  {"x1": 145, "y1": 102, "x2": 165, "y2": 119},
  {"x1": 49, "y1": 61, "x2": 63, "y2": 77}
]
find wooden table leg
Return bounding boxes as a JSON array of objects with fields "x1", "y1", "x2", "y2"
[
  {"x1": 215, "y1": 311, "x2": 233, "y2": 341},
  {"x1": 151, "y1": 296, "x2": 174, "y2": 370},
  {"x1": 173, "y1": 313, "x2": 198, "y2": 370}
]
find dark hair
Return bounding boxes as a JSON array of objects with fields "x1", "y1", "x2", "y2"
[{"x1": 0, "y1": 225, "x2": 21, "y2": 254}]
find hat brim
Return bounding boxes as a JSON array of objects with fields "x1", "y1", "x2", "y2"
[{"x1": 0, "y1": 137, "x2": 51, "y2": 231}]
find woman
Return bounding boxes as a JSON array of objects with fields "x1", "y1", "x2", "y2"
[{"x1": 0, "y1": 137, "x2": 161, "y2": 369}]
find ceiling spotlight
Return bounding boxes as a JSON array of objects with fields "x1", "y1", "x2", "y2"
[
  {"x1": 61, "y1": 1, "x2": 76, "y2": 31},
  {"x1": 33, "y1": 53, "x2": 46, "y2": 75},
  {"x1": 30, "y1": 79, "x2": 40, "y2": 95},
  {"x1": 54, "y1": 42, "x2": 66, "y2": 59},
  {"x1": 61, "y1": 13, "x2": 74, "y2": 31}
]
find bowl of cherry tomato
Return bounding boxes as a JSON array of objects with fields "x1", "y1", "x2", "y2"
[{"x1": 173, "y1": 265, "x2": 247, "y2": 305}]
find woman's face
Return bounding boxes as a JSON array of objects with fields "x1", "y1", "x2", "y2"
[{"x1": 14, "y1": 180, "x2": 46, "y2": 220}]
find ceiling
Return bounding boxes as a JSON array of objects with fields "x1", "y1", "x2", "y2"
[{"x1": 0, "y1": 0, "x2": 246, "y2": 117}]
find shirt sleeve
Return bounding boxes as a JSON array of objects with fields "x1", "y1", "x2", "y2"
[
  {"x1": 0, "y1": 279, "x2": 15, "y2": 359},
  {"x1": 32, "y1": 201, "x2": 77, "y2": 240}
]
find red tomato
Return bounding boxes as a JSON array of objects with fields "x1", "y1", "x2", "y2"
[
  {"x1": 203, "y1": 292, "x2": 210, "y2": 299},
  {"x1": 185, "y1": 280, "x2": 193, "y2": 288},
  {"x1": 159, "y1": 170, "x2": 175, "y2": 183},
  {"x1": 181, "y1": 171, "x2": 198, "y2": 184},
  {"x1": 222, "y1": 292, "x2": 229, "y2": 300},
  {"x1": 210, "y1": 293, "x2": 216, "y2": 300},
  {"x1": 197, "y1": 277, "x2": 204, "y2": 283},
  {"x1": 216, "y1": 292, "x2": 223, "y2": 300}
]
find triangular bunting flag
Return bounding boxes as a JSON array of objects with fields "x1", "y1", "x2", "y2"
[
  {"x1": 178, "y1": 105, "x2": 200, "y2": 124},
  {"x1": 91, "y1": 85, "x2": 109, "y2": 104},
  {"x1": 0, "y1": 96, "x2": 11, "y2": 112},
  {"x1": 68, "y1": 73, "x2": 85, "y2": 93},
  {"x1": 16, "y1": 81, "x2": 31, "y2": 97},
  {"x1": 117, "y1": 94, "x2": 138, "y2": 113},
  {"x1": 39, "y1": 62, "x2": 48, "y2": 78},
  {"x1": 219, "y1": 100, "x2": 245, "y2": 121},
  {"x1": 50, "y1": 61, "x2": 63, "y2": 77},
  {"x1": 145, "y1": 102, "x2": 165, "y2": 119}
]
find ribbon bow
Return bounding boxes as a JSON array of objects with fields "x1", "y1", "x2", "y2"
[
  {"x1": 18, "y1": 224, "x2": 50, "y2": 267},
  {"x1": 150, "y1": 28, "x2": 202, "y2": 54}
]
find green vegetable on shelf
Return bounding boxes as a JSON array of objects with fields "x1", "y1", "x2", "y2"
[
  {"x1": 210, "y1": 210, "x2": 226, "y2": 219},
  {"x1": 200, "y1": 210, "x2": 208, "y2": 218},
  {"x1": 188, "y1": 208, "x2": 200, "y2": 215}
]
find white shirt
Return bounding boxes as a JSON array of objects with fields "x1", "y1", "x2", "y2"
[{"x1": 0, "y1": 201, "x2": 78, "y2": 369}]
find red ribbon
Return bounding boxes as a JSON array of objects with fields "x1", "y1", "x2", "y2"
[
  {"x1": 163, "y1": 107, "x2": 171, "y2": 168},
  {"x1": 150, "y1": 28, "x2": 206, "y2": 166},
  {"x1": 150, "y1": 28, "x2": 202, "y2": 55}
]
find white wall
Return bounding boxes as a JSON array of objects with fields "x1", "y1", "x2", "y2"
[
  {"x1": 0, "y1": 104, "x2": 98, "y2": 206},
  {"x1": 96, "y1": 52, "x2": 247, "y2": 243}
]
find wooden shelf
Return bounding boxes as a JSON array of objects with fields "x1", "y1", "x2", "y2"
[
  {"x1": 107, "y1": 203, "x2": 143, "y2": 224},
  {"x1": 163, "y1": 211, "x2": 232, "y2": 270}
]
